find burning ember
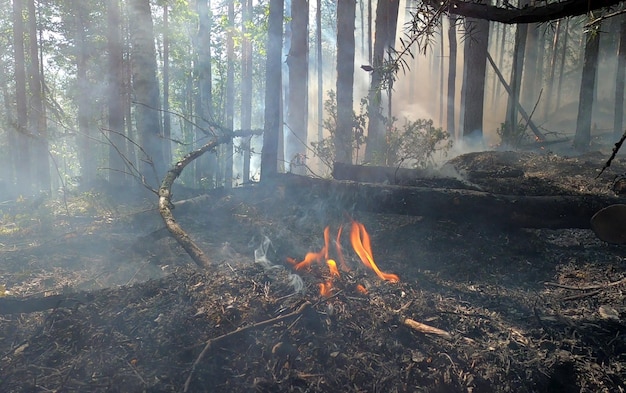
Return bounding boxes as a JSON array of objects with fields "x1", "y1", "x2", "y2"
[{"x1": 287, "y1": 221, "x2": 399, "y2": 296}]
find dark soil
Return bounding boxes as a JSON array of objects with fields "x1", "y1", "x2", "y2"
[{"x1": 1, "y1": 150, "x2": 625, "y2": 393}]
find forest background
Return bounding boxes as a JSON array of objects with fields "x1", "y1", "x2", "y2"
[{"x1": 0, "y1": 0, "x2": 625, "y2": 198}]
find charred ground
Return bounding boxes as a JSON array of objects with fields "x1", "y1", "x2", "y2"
[{"x1": 0, "y1": 150, "x2": 625, "y2": 392}]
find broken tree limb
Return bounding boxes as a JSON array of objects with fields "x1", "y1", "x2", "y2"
[
  {"x1": 486, "y1": 51, "x2": 546, "y2": 141},
  {"x1": 268, "y1": 173, "x2": 624, "y2": 229},
  {"x1": 159, "y1": 136, "x2": 230, "y2": 268}
]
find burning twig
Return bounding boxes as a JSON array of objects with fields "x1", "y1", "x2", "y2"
[{"x1": 183, "y1": 302, "x2": 311, "y2": 392}]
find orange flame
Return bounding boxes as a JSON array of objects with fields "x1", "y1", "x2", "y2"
[
  {"x1": 288, "y1": 220, "x2": 399, "y2": 296},
  {"x1": 327, "y1": 259, "x2": 340, "y2": 277},
  {"x1": 350, "y1": 221, "x2": 399, "y2": 282},
  {"x1": 319, "y1": 281, "x2": 333, "y2": 297},
  {"x1": 356, "y1": 284, "x2": 368, "y2": 295}
]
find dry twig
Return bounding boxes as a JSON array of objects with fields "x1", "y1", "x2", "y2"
[{"x1": 183, "y1": 302, "x2": 311, "y2": 392}]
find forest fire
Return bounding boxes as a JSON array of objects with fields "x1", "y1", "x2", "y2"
[{"x1": 287, "y1": 221, "x2": 399, "y2": 296}]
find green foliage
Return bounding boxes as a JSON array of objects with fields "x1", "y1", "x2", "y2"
[
  {"x1": 381, "y1": 118, "x2": 452, "y2": 168},
  {"x1": 497, "y1": 122, "x2": 530, "y2": 148},
  {"x1": 312, "y1": 90, "x2": 452, "y2": 171},
  {"x1": 311, "y1": 90, "x2": 366, "y2": 170}
]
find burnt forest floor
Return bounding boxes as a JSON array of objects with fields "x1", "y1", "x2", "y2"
[{"x1": 1, "y1": 149, "x2": 626, "y2": 393}]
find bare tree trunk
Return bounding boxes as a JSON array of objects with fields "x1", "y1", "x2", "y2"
[
  {"x1": 447, "y1": 15, "x2": 457, "y2": 138},
  {"x1": 286, "y1": 0, "x2": 309, "y2": 173},
  {"x1": 241, "y1": 0, "x2": 253, "y2": 182},
  {"x1": 521, "y1": 22, "x2": 540, "y2": 109},
  {"x1": 162, "y1": 3, "x2": 172, "y2": 168},
  {"x1": 543, "y1": 18, "x2": 561, "y2": 118},
  {"x1": 365, "y1": 0, "x2": 399, "y2": 163},
  {"x1": 573, "y1": 26, "x2": 601, "y2": 151},
  {"x1": 461, "y1": 14, "x2": 489, "y2": 147},
  {"x1": 107, "y1": 0, "x2": 126, "y2": 187},
  {"x1": 261, "y1": 0, "x2": 284, "y2": 179},
  {"x1": 225, "y1": 1, "x2": 234, "y2": 188},
  {"x1": 129, "y1": 0, "x2": 164, "y2": 185},
  {"x1": 555, "y1": 18, "x2": 569, "y2": 112},
  {"x1": 74, "y1": 0, "x2": 93, "y2": 187},
  {"x1": 504, "y1": 4, "x2": 528, "y2": 145},
  {"x1": 614, "y1": 14, "x2": 626, "y2": 139},
  {"x1": 26, "y1": 0, "x2": 49, "y2": 191},
  {"x1": 335, "y1": 0, "x2": 356, "y2": 164},
  {"x1": 195, "y1": 0, "x2": 214, "y2": 187},
  {"x1": 316, "y1": 0, "x2": 323, "y2": 148}
]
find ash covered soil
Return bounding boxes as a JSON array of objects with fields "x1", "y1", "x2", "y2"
[{"x1": 1, "y1": 150, "x2": 626, "y2": 393}]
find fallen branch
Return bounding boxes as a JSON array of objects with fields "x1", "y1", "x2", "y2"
[
  {"x1": 403, "y1": 318, "x2": 453, "y2": 340},
  {"x1": 183, "y1": 302, "x2": 312, "y2": 392},
  {"x1": 158, "y1": 136, "x2": 230, "y2": 268},
  {"x1": 544, "y1": 277, "x2": 626, "y2": 291}
]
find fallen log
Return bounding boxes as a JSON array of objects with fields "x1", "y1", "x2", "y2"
[
  {"x1": 268, "y1": 173, "x2": 624, "y2": 229},
  {"x1": 332, "y1": 162, "x2": 479, "y2": 189}
]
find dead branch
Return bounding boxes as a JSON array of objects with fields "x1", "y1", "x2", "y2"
[
  {"x1": 403, "y1": 318, "x2": 453, "y2": 340},
  {"x1": 597, "y1": 129, "x2": 626, "y2": 178},
  {"x1": 183, "y1": 302, "x2": 312, "y2": 392},
  {"x1": 158, "y1": 136, "x2": 230, "y2": 268},
  {"x1": 544, "y1": 277, "x2": 626, "y2": 291}
]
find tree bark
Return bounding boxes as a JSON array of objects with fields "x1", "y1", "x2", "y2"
[
  {"x1": 195, "y1": 0, "x2": 215, "y2": 187},
  {"x1": 270, "y1": 173, "x2": 620, "y2": 229},
  {"x1": 614, "y1": 13, "x2": 626, "y2": 138},
  {"x1": 162, "y1": 3, "x2": 172, "y2": 169},
  {"x1": 461, "y1": 14, "x2": 489, "y2": 147},
  {"x1": 261, "y1": 0, "x2": 284, "y2": 179},
  {"x1": 241, "y1": 0, "x2": 253, "y2": 183},
  {"x1": 129, "y1": 0, "x2": 164, "y2": 185},
  {"x1": 573, "y1": 27, "x2": 601, "y2": 151},
  {"x1": 12, "y1": 0, "x2": 30, "y2": 193},
  {"x1": 225, "y1": 1, "x2": 235, "y2": 188},
  {"x1": 107, "y1": 0, "x2": 126, "y2": 187},
  {"x1": 286, "y1": 0, "x2": 309, "y2": 173},
  {"x1": 335, "y1": 0, "x2": 357, "y2": 164},
  {"x1": 365, "y1": 0, "x2": 400, "y2": 163},
  {"x1": 446, "y1": 15, "x2": 457, "y2": 139},
  {"x1": 26, "y1": 0, "x2": 49, "y2": 191}
]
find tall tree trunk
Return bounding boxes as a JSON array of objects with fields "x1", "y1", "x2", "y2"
[
  {"x1": 555, "y1": 18, "x2": 569, "y2": 112},
  {"x1": 261, "y1": 0, "x2": 284, "y2": 179},
  {"x1": 521, "y1": 22, "x2": 540, "y2": 109},
  {"x1": 365, "y1": 0, "x2": 399, "y2": 163},
  {"x1": 447, "y1": 15, "x2": 457, "y2": 139},
  {"x1": 195, "y1": 0, "x2": 215, "y2": 187},
  {"x1": 74, "y1": 0, "x2": 93, "y2": 186},
  {"x1": 241, "y1": 0, "x2": 253, "y2": 182},
  {"x1": 286, "y1": 0, "x2": 309, "y2": 173},
  {"x1": 225, "y1": 0, "x2": 234, "y2": 188},
  {"x1": 129, "y1": 0, "x2": 164, "y2": 185},
  {"x1": 614, "y1": 14, "x2": 626, "y2": 138},
  {"x1": 543, "y1": 18, "x2": 561, "y2": 118},
  {"x1": 504, "y1": 4, "x2": 528, "y2": 146},
  {"x1": 162, "y1": 3, "x2": 172, "y2": 168},
  {"x1": 461, "y1": 15, "x2": 490, "y2": 147},
  {"x1": 335, "y1": 0, "x2": 357, "y2": 164},
  {"x1": 13, "y1": 0, "x2": 31, "y2": 193},
  {"x1": 316, "y1": 0, "x2": 323, "y2": 149},
  {"x1": 26, "y1": 0, "x2": 49, "y2": 191},
  {"x1": 107, "y1": 0, "x2": 126, "y2": 187},
  {"x1": 573, "y1": 26, "x2": 601, "y2": 151}
]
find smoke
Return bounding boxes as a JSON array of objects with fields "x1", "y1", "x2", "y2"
[{"x1": 253, "y1": 235, "x2": 304, "y2": 293}]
